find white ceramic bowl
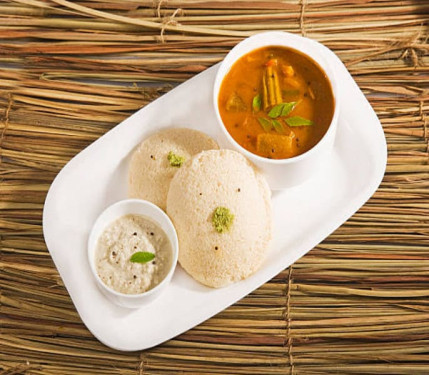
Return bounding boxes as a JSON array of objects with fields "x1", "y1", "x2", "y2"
[
  {"x1": 88, "y1": 199, "x2": 178, "y2": 309},
  {"x1": 213, "y1": 31, "x2": 340, "y2": 189}
]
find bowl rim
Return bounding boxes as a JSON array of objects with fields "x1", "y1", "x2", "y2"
[
  {"x1": 213, "y1": 31, "x2": 340, "y2": 165},
  {"x1": 87, "y1": 198, "x2": 179, "y2": 301}
]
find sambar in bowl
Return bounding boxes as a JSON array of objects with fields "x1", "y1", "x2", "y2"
[{"x1": 213, "y1": 31, "x2": 340, "y2": 189}]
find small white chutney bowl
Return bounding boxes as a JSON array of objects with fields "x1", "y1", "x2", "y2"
[
  {"x1": 213, "y1": 31, "x2": 340, "y2": 189},
  {"x1": 88, "y1": 199, "x2": 179, "y2": 309}
]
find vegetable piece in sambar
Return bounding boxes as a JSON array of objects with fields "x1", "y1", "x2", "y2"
[{"x1": 257, "y1": 133, "x2": 295, "y2": 158}]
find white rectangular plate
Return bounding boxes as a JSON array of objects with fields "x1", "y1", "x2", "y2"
[{"x1": 43, "y1": 46, "x2": 387, "y2": 351}]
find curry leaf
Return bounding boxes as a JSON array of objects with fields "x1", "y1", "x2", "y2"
[
  {"x1": 268, "y1": 104, "x2": 284, "y2": 118},
  {"x1": 268, "y1": 102, "x2": 297, "y2": 118},
  {"x1": 272, "y1": 119, "x2": 284, "y2": 134},
  {"x1": 285, "y1": 116, "x2": 314, "y2": 126},
  {"x1": 252, "y1": 94, "x2": 262, "y2": 112},
  {"x1": 280, "y1": 102, "x2": 297, "y2": 117},
  {"x1": 258, "y1": 117, "x2": 272, "y2": 132},
  {"x1": 130, "y1": 251, "x2": 155, "y2": 264}
]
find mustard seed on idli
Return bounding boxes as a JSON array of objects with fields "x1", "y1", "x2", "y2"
[
  {"x1": 166, "y1": 149, "x2": 272, "y2": 288},
  {"x1": 128, "y1": 128, "x2": 219, "y2": 210}
]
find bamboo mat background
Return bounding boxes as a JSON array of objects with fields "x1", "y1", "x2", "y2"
[{"x1": 1, "y1": 0, "x2": 428, "y2": 374}]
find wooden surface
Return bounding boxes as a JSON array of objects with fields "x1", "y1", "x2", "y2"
[{"x1": 1, "y1": 1, "x2": 428, "y2": 374}]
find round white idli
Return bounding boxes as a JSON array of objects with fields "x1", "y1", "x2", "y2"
[
  {"x1": 166, "y1": 149, "x2": 272, "y2": 288},
  {"x1": 128, "y1": 128, "x2": 219, "y2": 211}
]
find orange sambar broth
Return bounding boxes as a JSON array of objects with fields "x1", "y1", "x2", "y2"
[{"x1": 218, "y1": 46, "x2": 335, "y2": 159}]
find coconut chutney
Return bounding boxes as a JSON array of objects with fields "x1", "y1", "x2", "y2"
[{"x1": 95, "y1": 214, "x2": 172, "y2": 294}]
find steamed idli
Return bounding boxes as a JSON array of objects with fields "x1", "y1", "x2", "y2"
[
  {"x1": 166, "y1": 149, "x2": 272, "y2": 288},
  {"x1": 128, "y1": 128, "x2": 219, "y2": 210}
]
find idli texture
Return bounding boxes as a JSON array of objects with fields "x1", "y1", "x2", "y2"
[
  {"x1": 167, "y1": 149, "x2": 272, "y2": 288},
  {"x1": 128, "y1": 128, "x2": 219, "y2": 210}
]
